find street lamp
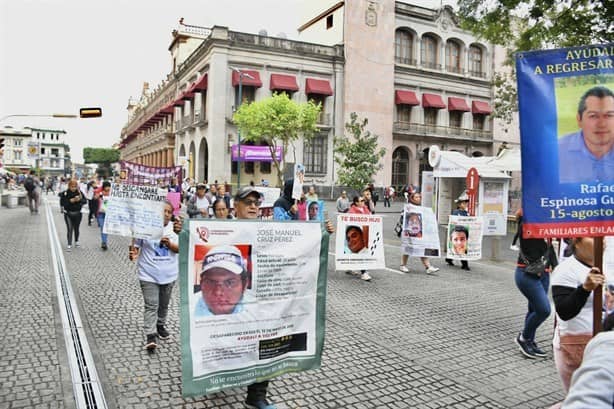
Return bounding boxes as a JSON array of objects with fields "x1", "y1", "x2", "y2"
[
  {"x1": 229, "y1": 67, "x2": 254, "y2": 188},
  {"x1": 0, "y1": 113, "x2": 78, "y2": 122}
]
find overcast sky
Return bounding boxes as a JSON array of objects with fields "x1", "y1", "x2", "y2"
[{"x1": 1, "y1": 0, "x2": 449, "y2": 163}]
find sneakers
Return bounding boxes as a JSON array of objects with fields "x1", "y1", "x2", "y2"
[
  {"x1": 426, "y1": 266, "x2": 439, "y2": 274},
  {"x1": 67, "y1": 244, "x2": 72, "y2": 251},
  {"x1": 510, "y1": 244, "x2": 520, "y2": 251},
  {"x1": 360, "y1": 271, "x2": 372, "y2": 281},
  {"x1": 144, "y1": 334, "x2": 157, "y2": 351},
  {"x1": 399, "y1": 265, "x2": 410, "y2": 273},
  {"x1": 445, "y1": 259, "x2": 455, "y2": 266},
  {"x1": 75, "y1": 242, "x2": 80, "y2": 248},
  {"x1": 345, "y1": 270, "x2": 361, "y2": 276},
  {"x1": 529, "y1": 340, "x2": 547, "y2": 357},
  {"x1": 461, "y1": 264, "x2": 471, "y2": 271},
  {"x1": 157, "y1": 325, "x2": 170, "y2": 340},
  {"x1": 515, "y1": 333, "x2": 537, "y2": 359},
  {"x1": 101, "y1": 243, "x2": 108, "y2": 250},
  {"x1": 245, "y1": 399, "x2": 277, "y2": 409}
]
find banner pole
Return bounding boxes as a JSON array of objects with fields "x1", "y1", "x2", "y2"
[{"x1": 593, "y1": 236, "x2": 604, "y2": 335}]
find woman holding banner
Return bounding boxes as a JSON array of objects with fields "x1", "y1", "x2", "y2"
[
  {"x1": 346, "y1": 195, "x2": 372, "y2": 281},
  {"x1": 550, "y1": 237, "x2": 611, "y2": 392},
  {"x1": 128, "y1": 200, "x2": 180, "y2": 351},
  {"x1": 445, "y1": 192, "x2": 470, "y2": 271},
  {"x1": 399, "y1": 189, "x2": 440, "y2": 275}
]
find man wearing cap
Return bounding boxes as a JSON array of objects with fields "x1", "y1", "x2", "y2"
[
  {"x1": 195, "y1": 245, "x2": 250, "y2": 316},
  {"x1": 230, "y1": 184, "x2": 333, "y2": 409},
  {"x1": 187, "y1": 183, "x2": 210, "y2": 219}
]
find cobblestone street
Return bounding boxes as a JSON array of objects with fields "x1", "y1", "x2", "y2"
[{"x1": 0, "y1": 198, "x2": 565, "y2": 408}]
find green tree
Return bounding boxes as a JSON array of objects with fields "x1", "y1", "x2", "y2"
[
  {"x1": 233, "y1": 93, "x2": 321, "y2": 188},
  {"x1": 457, "y1": 0, "x2": 613, "y2": 127},
  {"x1": 334, "y1": 113, "x2": 386, "y2": 192},
  {"x1": 83, "y1": 147, "x2": 120, "y2": 178}
]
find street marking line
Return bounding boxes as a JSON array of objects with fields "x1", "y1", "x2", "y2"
[{"x1": 44, "y1": 198, "x2": 108, "y2": 409}]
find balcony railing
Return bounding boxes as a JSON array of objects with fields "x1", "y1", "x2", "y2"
[
  {"x1": 317, "y1": 112, "x2": 331, "y2": 126},
  {"x1": 395, "y1": 56, "x2": 417, "y2": 66},
  {"x1": 421, "y1": 61, "x2": 442, "y2": 70},
  {"x1": 469, "y1": 70, "x2": 487, "y2": 78},
  {"x1": 393, "y1": 121, "x2": 493, "y2": 140},
  {"x1": 446, "y1": 65, "x2": 463, "y2": 74}
]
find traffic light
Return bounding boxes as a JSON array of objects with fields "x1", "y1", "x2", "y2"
[{"x1": 79, "y1": 107, "x2": 102, "y2": 118}]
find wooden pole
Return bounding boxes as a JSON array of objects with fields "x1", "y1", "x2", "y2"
[{"x1": 593, "y1": 236, "x2": 604, "y2": 335}]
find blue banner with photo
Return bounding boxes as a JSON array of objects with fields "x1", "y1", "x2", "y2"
[{"x1": 516, "y1": 44, "x2": 614, "y2": 238}]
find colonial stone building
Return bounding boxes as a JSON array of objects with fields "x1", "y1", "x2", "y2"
[{"x1": 119, "y1": 1, "x2": 498, "y2": 193}]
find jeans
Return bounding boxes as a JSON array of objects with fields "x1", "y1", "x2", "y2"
[
  {"x1": 139, "y1": 280, "x2": 175, "y2": 335},
  {"x1": 247, "y1": 380, "x2": 269, "y2": 403},
  {"x1": 514, "y1": 267, "x2": 551, "y2": 341},
  {"x1": 64, "y1": 211, "x2": 82, "y2": 245},
  {"x1": 97, "y1": 213, "x2": 107, "y2": 244},
  {"x1": 27, "y1": 190, "x2": 40, "y2": 213}
]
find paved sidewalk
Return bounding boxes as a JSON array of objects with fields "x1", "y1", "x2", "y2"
[{"x1": 0, "y1": 199, "x2": 565, "y2": 408}]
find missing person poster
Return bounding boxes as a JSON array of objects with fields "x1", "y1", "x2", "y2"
[
  {"x1": 516, "y1": 44, "x2": 614, "y2": 238},
  {"x1": 401, "y1": 204, "x2": 440, "y2": 257},
  {"x1": 445, "y1": 216, "x2": 483, "y2": 261},
  {"x1": 179, "y1": 220, "x2": 328, "y2": 396},
  {"x1": 335, "y1": 214, "x2": 385, "y2": 270},
  {"x1": 103, "y1": 183, "x2": 165, "y2": 240}
]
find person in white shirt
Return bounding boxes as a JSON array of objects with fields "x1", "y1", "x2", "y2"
[
  {"x1": 128, "y1": 201, "x2": 181, "y2": 351},
  {"x1": 186, "y1": 183, "x2": 210, "y2": 219}
]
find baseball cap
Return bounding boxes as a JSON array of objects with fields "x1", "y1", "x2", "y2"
[
  {"x1": 201, "y1": 245, "x2": 245, "y2": 276},
  {"x1": 234, "y1": 185, "x2": 262, "y2": 201}
]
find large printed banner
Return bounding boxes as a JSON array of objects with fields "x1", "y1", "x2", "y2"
[
  {"x1": 103, "y1": 183, "x2": 166, "y2": 240},
  {"x1": 445, "y1": 216, "x2": 483, "y2": 261},
  {"x1": 335, "y1": 214, "x2": 384, "y2": 271},
  {"x1": 120, "y1": 160, "x2": 183, "y2": 186},
  {"x1": 516, "y1": 44, "x2": 614, "y2": 238},
  {"x1": 253, "y1": 186, "x2": 281, "y2": 209},
  {"x1": 179, "y1": 220, "x2": 328, "y2": 396},
  {"x1": 400, "y1": 204, "x2": 440, "y2": 258}
]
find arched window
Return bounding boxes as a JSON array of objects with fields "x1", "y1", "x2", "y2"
[
  {"x1": 469, "y1": 45, "x2": 483, "y2": 77},
  {"x1": 395, "y1": 29, "x2": 414, "y2": 65},
  {"x1": 421, "y1": 35, "x2": 438, "y2": 69},
  {"x1": 446, "y1": 40, "x2": 461, "y2": 73},
  {"x1": 392, "y1": 147, "x2": 410, "y2": 188}
]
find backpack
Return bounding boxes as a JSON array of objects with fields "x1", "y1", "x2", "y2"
[{"x1": 24, "y1": 176, "x2": 35, "y2": 192}]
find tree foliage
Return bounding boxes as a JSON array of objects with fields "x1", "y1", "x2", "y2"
[
  {"x1": 83, "y1": 147, "x2": 120, "y2": 164},
  {"x1": 83, "y1": 148, "x2": 119, "y2": 178},
  {"x1": 334, "y1": 113, "x2": 386, "y2": 192},
  {"x1": 458, "y1": 0, "x2": 613, "y2": 52},
  {"x1": 233, "y1": 93, "x2": 321, "y2": 188},
  {"x1": 457, "y1": 0, "x2": 613, "y2": 127}
]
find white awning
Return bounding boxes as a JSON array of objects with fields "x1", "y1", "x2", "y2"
[
  {"x1": 486, "y1": 148, "x2": 522, "y2": 172},
  {"x1": 432, "y1": 150, "x2": 511, "y2": 179}
]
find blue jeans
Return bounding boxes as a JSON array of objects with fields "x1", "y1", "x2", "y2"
[
  {"x1": 97, "y1": 213, "x2": 107, "y2": 245},
  {"x1": 514, "y1": 267, "x2": 551, "y2": 341}
]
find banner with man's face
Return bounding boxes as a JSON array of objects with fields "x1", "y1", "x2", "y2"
[
  {"x1": 516, "y1": 44, "x2": 614, "y2": 238},
  {"x1": 445, "y1": 215, "x2": 483, "y2": 261},
  {"x1": 401, "y1": 204, "x2": 441, "y2": 257},
  {"x1": 335, "y1": 214, "x2": 384, "y2": 270},
  {"x1": 179, "y1": 220, "x2": 328, "y2": 397}
]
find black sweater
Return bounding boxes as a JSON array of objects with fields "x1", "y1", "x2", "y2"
[{"x1": 60, "y1": 189, "x2": 86, "y2": 212}]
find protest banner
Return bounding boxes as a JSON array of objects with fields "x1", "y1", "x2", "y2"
[
  {"x1": 401, "y1": 204, "x2": 440, "y2": 257},
  {"x1": 516, "y1": 44, "x2": 614, "y2": 238},
  {"x1": 120, "y1": 160, "x2": 183, "y2": 186},
  {"x1": 335, "y1": 214, "x2": 385, "y2": 270},
  {"x1": 103, "y1": 183, "x2": 166, "y2": 240},
  {"x1": 307, "y1": 200, "x2": 324, "y2": 221},
  {"x1": 254, "y1": 186, "x2": 281, "y2": 209},
  {"x1": 179, "y1": 220, "x2": 328, "y2": 396},
  {"x1": 166, "y1": 192, "x2": 182, "y2": 216},
  {"x1": 291, "y1": 164, "x2": 305, "y2": 200},
  {"x1": 445, "y1": 215, "x2": 483, "y2": 261}
]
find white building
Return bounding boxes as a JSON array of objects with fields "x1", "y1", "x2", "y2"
[
  {"x1": 0, "y1": 126, "x2": 33, "y2": 172},
  {"x1": 28, "y1": 127, "x2": 71, "y2": 176}
]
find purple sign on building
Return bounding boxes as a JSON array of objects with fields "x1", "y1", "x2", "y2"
[{"x1": 231, "y1": 145, "x2": 282, "y2": 162}]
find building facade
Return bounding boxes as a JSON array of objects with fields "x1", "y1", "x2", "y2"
[
  {"x1": 0, "y1": 126, "x2": 33, "y2": 172},
  {"x1": 119, "y1": 1, "x2": 497, "y2": 193},
  {"x1": 28, "y1": 127, "x2": 71, "y2": 176}
]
